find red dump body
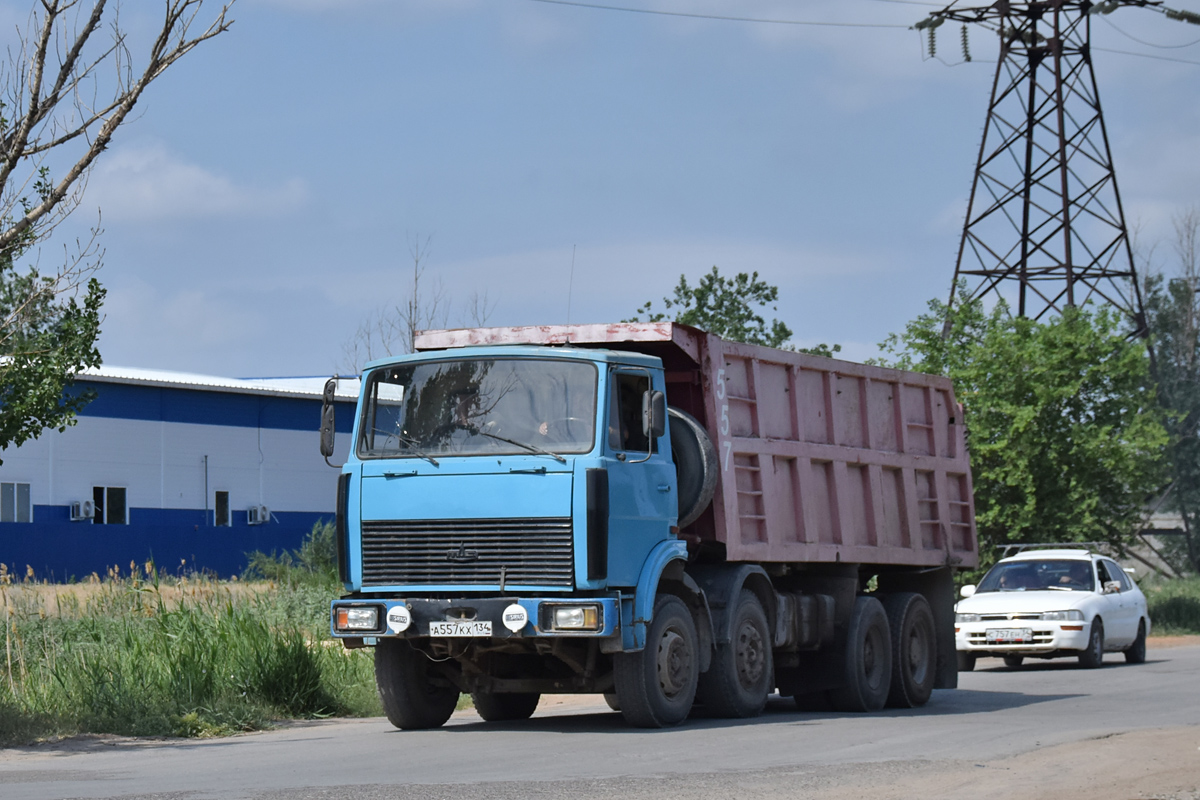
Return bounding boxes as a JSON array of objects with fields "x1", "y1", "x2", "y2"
[{"x1": 416, "y1": 322, "x2": 979, "y2": 570}]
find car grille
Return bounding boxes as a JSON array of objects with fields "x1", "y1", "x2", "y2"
[
  {"x1": 360, "y1": 517, "x2": 574, "y2": 588},
  {"x1": 978, "y1": 613, "x2": 1041, "y2": 621}
]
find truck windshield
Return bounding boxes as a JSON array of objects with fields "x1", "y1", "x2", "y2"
[
  {"x1": 358, "y1": 358, "x2": 598, "y2": 459},
  {"x1": 975, "y1": 559, "x2": 1096, "y2": 592}
]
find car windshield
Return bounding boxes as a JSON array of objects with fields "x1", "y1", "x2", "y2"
[
  {"x1": 975, "y1": 559, "x2": 1095, "y2": 593},
  {"x1": 358, "y1": 358, "x2": 598, "y2": 459}
]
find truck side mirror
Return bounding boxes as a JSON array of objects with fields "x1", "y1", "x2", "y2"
[
  {"x1": 643, "y1": 390, "x2": 666, "y2": 439},
  {"x1": 319, "y1": 378, "x2": 337, "y2": 458}
]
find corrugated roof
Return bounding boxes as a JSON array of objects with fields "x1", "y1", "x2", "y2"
[{"x1": 78, "y1": 366, "x2": 360, "y2": 401}]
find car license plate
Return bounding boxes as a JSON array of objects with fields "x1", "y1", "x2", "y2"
[
  {"x1": 986, "y1": 627, "x2": 1033, "y2": 644},
  {"x1": 429, "y1": 620, "x2": 492, "y2": 637}
]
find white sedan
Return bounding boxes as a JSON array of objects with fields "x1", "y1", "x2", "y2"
[{"x1": 955, "y1": 548, "x2": 1150, "y2": 670}]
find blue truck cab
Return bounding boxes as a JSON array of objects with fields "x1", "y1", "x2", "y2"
[{"x1": 327, "y1": 344, "x2": 696, "y2": 727}]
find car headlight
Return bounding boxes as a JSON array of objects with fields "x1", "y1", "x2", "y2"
[
  {"x1": 956, "y1": 613, "x2": 980, "y2": 623},
  {"x1": 1041, "y1": 610, "x2": 1084, "y2": 621}
]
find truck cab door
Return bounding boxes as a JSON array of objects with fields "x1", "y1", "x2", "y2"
[{"x1": 604, "y1": 369, "x2": 676, "y2": 587}]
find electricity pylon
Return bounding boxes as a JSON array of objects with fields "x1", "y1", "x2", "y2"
[{"x1": 919, "y1": 0, "x2": 1198, "y2": 332}]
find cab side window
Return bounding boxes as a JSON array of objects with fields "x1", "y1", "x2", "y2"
[{"x1": 609, "y1": 372, "x2": 651, "y2": 453}]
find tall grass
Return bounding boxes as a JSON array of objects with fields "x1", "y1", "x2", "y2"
[
  {"x1": 1144, "y1": 576, "x2": 1200, "y2": 635},
  {"x1": 0, "y1": 524, "x2": 381, "y2": 744}
]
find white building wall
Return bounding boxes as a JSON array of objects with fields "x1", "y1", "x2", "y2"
[{"x1": 0, "y1": 415, "x2": 352, "y2": 514}]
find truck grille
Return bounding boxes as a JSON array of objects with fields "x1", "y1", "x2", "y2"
[{"x1": 360, "y1": 517, "x2": 574, "y2": 588}]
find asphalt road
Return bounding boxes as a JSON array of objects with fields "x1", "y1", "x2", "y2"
[{"x1": 3, "y1": 644, "x2": 1199, "y2": 800}]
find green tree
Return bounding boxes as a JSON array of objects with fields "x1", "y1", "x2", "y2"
[
  {"x1": 0, "y1": 1, "x2": 232, "y2": 461},
  {"x1": 1143, "y1": 208, "x2": 1200, "y2": 573},
  {"x1": 880, "y1": 291, "x2": 1168, "y2": 565},
  {"x1": 627, "y1": 266, "x2": 794, "y2": 348}
]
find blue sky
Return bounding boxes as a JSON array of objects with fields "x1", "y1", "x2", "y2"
[{"x1": 24, "y1": 0, "x2": 1200, "y2": 377}]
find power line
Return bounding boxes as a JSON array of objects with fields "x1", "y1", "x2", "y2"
[
  {"x1": 1094, "y1": 45, "x2": 1200, "y2": 64},
  {"x1": 1101, "y1": 15, "x2": 1200, "y2": 48},
  {"x1": 522, "y1": 0, "x2": 909, "y2": 27}
]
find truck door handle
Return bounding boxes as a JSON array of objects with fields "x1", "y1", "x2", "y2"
[
  {"x1": 657, "y1": 484, "x2": 671, "y2": 493},
  {"x1": 383, "y1": 471, "x2": 419, "y2": 478}
]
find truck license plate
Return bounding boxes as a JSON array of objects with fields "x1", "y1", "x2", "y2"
[
  {"x1": 430, "y1": 621, "x2": 492, "y2": 637},
  {"x1": 986, "y1": 628, "x2": 1033, "y2": 644}
]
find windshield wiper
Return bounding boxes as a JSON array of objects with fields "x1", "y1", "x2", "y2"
[
  {"x1": 395, "y1": 433, "x2": 439, "y2": 466},
  {"x1": 469, "y1": 426, "x2": 567, "y2": 464}
]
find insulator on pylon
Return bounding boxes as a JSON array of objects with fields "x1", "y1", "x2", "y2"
[
  {"x1": 929, "y1": 26, "x2": 937, "y2": 57},
  {"x1": 1165, "y1": 8, "x2": 1200, "y2": 25},
  {"x1": 961, "y1": 24, "x2": 971, "y2": 62}
]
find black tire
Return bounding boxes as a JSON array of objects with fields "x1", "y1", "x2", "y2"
[
  {"x1": 957, "y1": 651, "x2": 976, "y2": 672},
  {"x1": 668, "y1": 408, "x2": 719, "y2": 529},
  {"x1": 471, "y1": 691, "x2": 540, "y2": 722},
  {"x1": 603, "y1": 693, "x2": 621, "y2": 712},
  {"x1": 1124, "y1": 620, "x2": 1147, "y2": 664},
  {"x1": 882, "y1": 593, "x2": 937, "y2": 708},
  {"x1": 1078, "y1": 618, "x2": 1105, "y2": 669},
  {"x1": 613, "y1": 594, "x2": 700, "y2": 728},
  {"x1": 1003, "y1": 655, "x2": 1024, "y2": 669},
  {"x1": 829, "y1": 596, "x2": 892, "y2": 713},
  {"x1": 696, "y1": 589, "x2": 772, "y2": 718},
  {"x1": 374, "y1": 639, "x2": 460, "y2": 730}
]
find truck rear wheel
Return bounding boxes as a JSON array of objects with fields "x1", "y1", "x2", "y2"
[
  {"x1": 471, "y1": 691, "x2": 540, "y2": 722},
  {"x1": 829, "y1": 596, "x2": 892, "y2": 713},
  {"x1": 375, "y1": 639, "x2": 460, "y2": 730},
  {"x1": 613, "y1": 594, "x2": 699, "y2": 728},
  {"x1": 696, "y1": 589, "x2": 772, "y2": 718},
  {"x1": 883, "y1": 592, "x2": 936, "y2": 708}
]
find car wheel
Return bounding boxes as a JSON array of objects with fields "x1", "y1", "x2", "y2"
[
  {"x1": 957, "y1": 651, "x2": 976, "y2": 672},
  {"x1": 1078, "y1": 618, "x2": 1105, "y2": 669},
  {"x1": 1003, "y1": 655, "x2": 1024, "y2": 669},
  {"x1": 375, "y1": 639, "x2": 461, "y2": 730},
  {"x1": 1124, "y1": 620, "x2": 1147, "y2": 664}
]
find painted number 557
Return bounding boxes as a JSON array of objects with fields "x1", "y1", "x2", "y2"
[{"x1": 716, "y1": 368, "x2": 731, "y2": 472}]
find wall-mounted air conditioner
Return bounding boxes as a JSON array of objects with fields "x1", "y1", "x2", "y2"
[
  {"x1": 247, "y1": 505, "x2": 270, "y2": 525},
  {"x1": 70, "y1": 500, "x2": 95, "y2": 521}
]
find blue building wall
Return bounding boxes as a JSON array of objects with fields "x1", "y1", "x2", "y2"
[{"x1": 0, "y1": 376, "x2": 358, "y2": 580}]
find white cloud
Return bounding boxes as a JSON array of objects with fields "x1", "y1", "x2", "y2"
[{"x1": 87, "y1": 144, "x2": 310, "y2": 222}]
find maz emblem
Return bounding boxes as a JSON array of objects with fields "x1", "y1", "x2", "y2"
[{"x1": 446, "y1": 544, "x2": 480, "y2": 563}]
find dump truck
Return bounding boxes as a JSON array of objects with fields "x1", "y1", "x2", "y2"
[{"x1": 322, "y1": 322, "x2": 979, "y2": 728}]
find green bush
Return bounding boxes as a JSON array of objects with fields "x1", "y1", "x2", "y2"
[
  {"x1": 1145, "y1": 577, "x2": 1200, "y2": 635},
  {"x1": 243, "y1": 520, "x2": 338, "y2": 587},
  {"x1": 0, "y1": 563, "x2": 380, "y2": 745}
]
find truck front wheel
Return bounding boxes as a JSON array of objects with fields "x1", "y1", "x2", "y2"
[
  {"x1": 829, "y1": 596, "x2": 892, "y2": 713},
  {"x1": 375, "y1": 639, "x2": 460, "y2": 730},
  {"x1": 696, "y1": 589, "x2": 772, "y2": 718},
  {"x1": 614, "y1": 594, "x2": 699, "y2": 727}
]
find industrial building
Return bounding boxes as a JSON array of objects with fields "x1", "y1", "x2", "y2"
[{"x1": 0, "y1": 367, "x2": 358, "y2": 579}]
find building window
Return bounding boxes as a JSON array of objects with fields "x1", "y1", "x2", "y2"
[
  {"x1": 0, "y1": 482, "x2": 31, "y2": 523},
  {"x1": 215, "y1": 491, "x2": 230, "y2": 527},
  {"x1": 92, "y1": 486, "x2": 127, "y2": 525}
]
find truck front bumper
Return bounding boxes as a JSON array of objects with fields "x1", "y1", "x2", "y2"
[{"x1": 330, "y1": 595, "x2": 620, "y2": 641}]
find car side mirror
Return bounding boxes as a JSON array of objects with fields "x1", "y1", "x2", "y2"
[
  {"x1": 1103, "y1": 580, "x2": 1121, "y2": 594},
  {"x1": 642, "y1": 390, "x2": 666, "y2": 439},
  {"x1": 319, "y1": 378, "x2": 337, "y2": 458},
  {"x1": 960, "y1": 584, "x2": 976, "y2": 599}
]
